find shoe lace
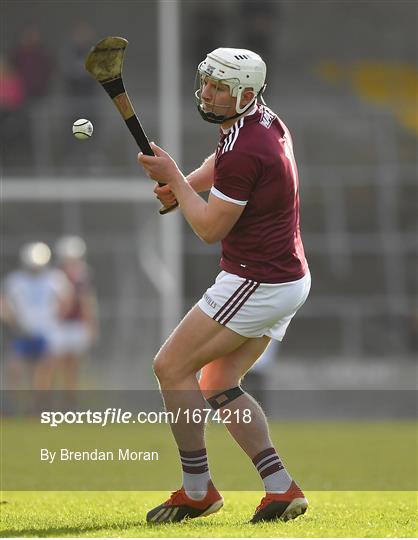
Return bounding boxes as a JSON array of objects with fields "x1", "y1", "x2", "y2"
[
  {"x1": 255, "y1": 493, "x2": 275, "y2": 512},
  {"x1": 166, "y1": 489, "x2": 184, "y2": 505}
]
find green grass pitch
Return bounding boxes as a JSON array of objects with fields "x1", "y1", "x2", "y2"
[
  {"x1": 1, "y1": 490, "x2": 416, "y2": 537},
  {"x1": 1, "y1": 420, "x2": 417, "y2": 537}
]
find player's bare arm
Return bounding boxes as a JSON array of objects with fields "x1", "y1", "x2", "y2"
[
  {"x1": 154, "y1": 153, "x2": 215, "y2": 209},
  {"x1": 139, "y1": 145, "x2": 243, "y2": 243},
  {"x1": 186, "y1": 153, "x2": 216, "y2": 192}
]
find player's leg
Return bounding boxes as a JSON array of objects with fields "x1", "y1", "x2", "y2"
[
  {"x1": 153, "y1": 304, "x2": 248, "y2": 449},
  {"x1": 53, "y1": 352, "x2": 80, "y2": 409},
  {"x1": 32, "y1": 356, "x2": 54, "y2": 390},
  {"x1": 200, "y1": 339, "x2": 308, "y2": 523},
  {"x1": 59, "y1": 353, "x2": 79, "y2": 390},
  {"x1": 200, "y1": 339, "x2": 293, "y2": 489},
  {"x1": 147, "y1": 304, "x2": 248, "y2": 522},
  {"x1": 200, "y1": 337, "x2": 277, "y2": 455},
  {"x1": 6, "y1": 355, "x2": 26, "y2": 389},
  {"x1": 58, "y1": 322, "x2": 90, "y2": 391},
  {"x1": 149, "y1": 272, "x2": 310, "y2": 523}
]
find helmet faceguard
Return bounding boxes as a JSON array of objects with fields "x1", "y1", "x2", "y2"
[{"x1": 195, "y1": 48, "x2": 267, "y2": 124}]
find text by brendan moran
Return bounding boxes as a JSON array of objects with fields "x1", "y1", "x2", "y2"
[{"x1": 40, "y1": 448, "x2": 159, "y2": 463}]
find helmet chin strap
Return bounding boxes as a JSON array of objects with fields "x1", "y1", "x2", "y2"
[
  {"x1": 197, "y1": 85, "x2": 267, "y2": 125},
  {"x1": 259, "y1": 87, "x2": 267, "y2": 106},
  {"x1": 197, "y1": 104, "x2": 250, "y2": 124}
]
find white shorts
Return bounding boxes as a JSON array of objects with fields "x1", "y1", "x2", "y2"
[
  {"x1": 51, "y1": 322, "x2": 91, "y2": 356},
  {"x1": 198, "y1": 270, "x2": 311, "y2": 341}
]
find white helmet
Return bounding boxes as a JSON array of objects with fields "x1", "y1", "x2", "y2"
[
  {"x1": 195, "y1": 47, "x2": 267, "y2": 124},
  {"x1": 55, "y1": 235, "x2": 86, "y2": 261},
  {"x1": 19, "y1": 242, "x2": 51, "y2": 271}
]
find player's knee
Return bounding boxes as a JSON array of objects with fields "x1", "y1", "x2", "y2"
[
  {"x1": 153, "y1": 351, "x2": 181, "y2": 385},
  {"x1": 152, "y1": 353, "x2": 167, "y2": 382}
]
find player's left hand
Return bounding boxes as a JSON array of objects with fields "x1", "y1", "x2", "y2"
[
  {"x1": 154, "y1": 183, "x2": 177, "y2": 208},
  {"x1": 138, "y1": 143, "x2": 183, "y2": 186}
]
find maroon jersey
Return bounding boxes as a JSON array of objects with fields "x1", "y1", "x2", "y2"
[{"x1": 213, "y1": 104, "x2": 308, "y2": 283}]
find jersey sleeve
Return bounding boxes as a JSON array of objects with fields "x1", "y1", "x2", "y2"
[{"x1": 213, "y1": 150, "x2": 259, "y2": 205}]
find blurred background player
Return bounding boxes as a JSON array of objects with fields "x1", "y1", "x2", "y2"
[
  {"x1": 54, "y1": 235, "x2": 98, "y2": 390},
  {"x1": 0, "y1": 242, "x2": 71, "y2": 391}
]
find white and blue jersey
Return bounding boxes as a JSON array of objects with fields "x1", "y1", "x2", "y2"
[{"x1": 3, "y1": 268, "x2": 71, "y2": 359}]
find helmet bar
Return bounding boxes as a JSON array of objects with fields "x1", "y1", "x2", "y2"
[
  {"x1": 195, "y1": 77, "x2": 266, "y2": 124},
  {"x1": 195, "y1": 47, "x2": 267, "y2": 124}
]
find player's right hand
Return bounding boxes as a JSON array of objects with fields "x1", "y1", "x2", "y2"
[{"x1": 154, "y1": 184, "x2": 178, "y2": 209}]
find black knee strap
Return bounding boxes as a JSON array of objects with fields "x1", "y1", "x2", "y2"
[{"x1": 206, "y1": 386, "x2": 244, "y2": 410}]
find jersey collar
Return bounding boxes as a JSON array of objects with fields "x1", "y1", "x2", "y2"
[{"x1": 221, "y1": 104, "x2": 259, "y2": 134}]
